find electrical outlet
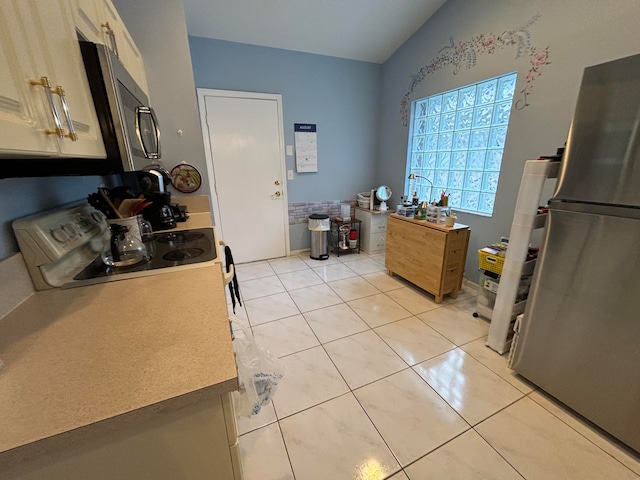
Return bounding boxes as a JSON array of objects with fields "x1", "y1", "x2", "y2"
[{"x1": 287, "y1": 170, "x2": 294, "y2": 180}]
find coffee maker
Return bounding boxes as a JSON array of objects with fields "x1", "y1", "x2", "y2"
[{"x1": 120, "y1": 170, "x2": 176, "y2": 230}]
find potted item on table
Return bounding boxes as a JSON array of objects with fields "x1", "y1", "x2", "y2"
[{"x1": 414, "y1": 201, "x2": 428, "y2": 220}]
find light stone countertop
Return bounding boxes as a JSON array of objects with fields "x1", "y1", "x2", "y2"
[{"x1": 0, "y1": 209, "x2": 236, "y2": 466}]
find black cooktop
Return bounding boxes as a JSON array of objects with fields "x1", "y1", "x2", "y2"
[{"x1": 74, "y1": 228, "x2": 217, "y2": 280}]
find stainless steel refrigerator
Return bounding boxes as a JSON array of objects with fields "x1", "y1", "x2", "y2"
[{"x1": 510, "y1": 53, "x2": 640, "y2": 453}]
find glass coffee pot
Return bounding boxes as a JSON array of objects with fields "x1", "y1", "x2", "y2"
[{"x1": 101, "y1": 224, "x2": 148, "y2": 267}]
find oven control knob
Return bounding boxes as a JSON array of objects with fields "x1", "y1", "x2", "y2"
[
  {"x1": 63, "y1": 223, "x2": 78, "y2": 239},
  {"x1": 51, "y1": 228, "x2": 69, "y2": 243},
  {"x1": 91, "y1": 211, "x2": 105, "y2": 224}
]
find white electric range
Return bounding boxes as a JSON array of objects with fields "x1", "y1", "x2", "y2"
[{"x1": 12, "y1": 201, "x2": 221, "y2": 290}]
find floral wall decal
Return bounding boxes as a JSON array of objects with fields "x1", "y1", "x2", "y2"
[{"x1": 401, "y1": 14, "x2": 551, "y2": 126}]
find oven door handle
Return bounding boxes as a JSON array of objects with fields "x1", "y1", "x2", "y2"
[
  {"x1": 135, "y1": 106, "x2": 161, "y2": 159},
  {"x1": 219, "y1": 240, "x2": 234, "y2": 286}
]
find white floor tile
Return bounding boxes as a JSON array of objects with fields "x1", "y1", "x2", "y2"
[
  {"x1": 475, "y1": 397, "x2": 639, "y2": 480},
  {"x1": 328, "y1": 276, "x2": 381, "y2": 302},
  {"x1": 235, "y1": 245, "x2": 637, "y2": 479},
  {"x1": 388, "y1": 472, "x2": 409, "y2": 480},
  {"x1": 414, "y1": 348, "x2": 524, "y2": 425},
  {"x1": 277, "y1": 268, "x2": 324, "y2": 291},
  {"x1": 444, "y1": 280, "x2": 479, "y2": 302},
  {"x1": 324, "y1": 330, "x2": 407, "y2": 389},
  {"x1": 279, "y1": 394, "x2": 401, "y2": 479},
  {"x1": 386, "y1": 286, "x2": 442, "y2": 315},
  {"x1": 312, "y1": 262, "x2": 358, "y2": 282},
  {"x1": 368, "y1": 253, "x2": 385, "y2": 265},
  {"x1": 237, "y1": 400, "x2": 277, "y2": 436},
  {"x1": 252, "y1": 315, "x2": 319, "y2": 358},
  {"x1": 288, "y1": 284, "x2": 343, "y2": 313},
  {"x1": 303, "y1": 303, "x2": 369, "y2": 343},
  {"x1": 301, "y1": 255, "x2": 341, "y2": 267},
  {"x1": 354, "y1": 369, "x2": 469, "y2": 466},
  {"x1": 268, "y1": 257, "x2": 310, "y2": 274},
  {"x1": 347, "y1": 293, "x2": 412, "y2": 328},
  {"x1": 337, "y1": 252, "x2": 369, "y2": 263},
  {"x1": 450, "y1": 295, "x2": 479, "y2": 316},
  {"x1": 272, "y1": 346, "x2": 349, "y2": 419},
  {"x1": 361, "y1": 271, "x2": 405, "y2": 292},
  {"x1": 417, "y1": 304, "x2": 489, "y2": 345},
  {"x1": 405, "y1": 429, "x2": 523, "y2": 480},
  {"x1": 460, "y1": 336, "x2": 535, "y2": 394},
  {"x1": 374, "y1": 317, "x2": 456, "y2": 366},
  {"x1": 239, "y1": 422, "x2": 294, "y2": 480},
  {"x1": 528, "y1": 390, "x2": 640, "y2": 476},
  {"x1": 344, "y1": 257, "x2": 387, "y2": 275},
  {"x1": 234, "y1": 261, "x2": 276, "y2": 280},
  {"x1": 245, "y1": 292, "x2": 300, "y2": 326},
  {"x1": 241, "y1": 275, "x2": 286, "y2": 300}
]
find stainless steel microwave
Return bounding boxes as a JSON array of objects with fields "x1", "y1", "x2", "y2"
[{"x1": 80, "y1": 41, "x2": 160, "y2": 172}]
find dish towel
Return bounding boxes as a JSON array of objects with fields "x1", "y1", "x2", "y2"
[{"x1": 224, "y1": 245, "x2": 242, "y2": 313}]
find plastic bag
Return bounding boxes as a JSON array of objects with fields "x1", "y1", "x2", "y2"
[{"x1": 231, "y1": 318, "x2": 284, "y2": 417}]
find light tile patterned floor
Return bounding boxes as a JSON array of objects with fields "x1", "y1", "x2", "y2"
[{"x1": 229, "y1": 252, "x2": 640, "y2": 480}]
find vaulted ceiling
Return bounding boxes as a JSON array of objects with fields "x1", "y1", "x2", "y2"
[{"x1": 182, "y1": 0, "x2": 447, "y2": 64}]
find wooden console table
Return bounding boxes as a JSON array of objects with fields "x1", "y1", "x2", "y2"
[{"x1": 385, "y1": 214, "x2": 470, "y2": 303}]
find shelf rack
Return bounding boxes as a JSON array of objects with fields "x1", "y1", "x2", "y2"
[
  {"x1": 329, "y1": 218, "x2": 361, "y2": 257},
  {"x1": 486, "y1": 159, "x2": 560, "y2": 354}
]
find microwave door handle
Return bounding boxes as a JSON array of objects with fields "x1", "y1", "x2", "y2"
[{"x1": 135, "y1": 106, "x2": 161, "y2": 159}]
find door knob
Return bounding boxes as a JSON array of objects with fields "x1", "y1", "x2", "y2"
[
  {"x1": 275, "y1": 180, "x2": 280, "y2": 185},
  {"x1": 275, "y1": 191, "x2": 281, "y2": 197}
]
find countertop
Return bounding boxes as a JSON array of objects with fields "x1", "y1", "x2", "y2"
[
  {"x1": 389, "y1": 213, "x2": 469, "y2": 232},
  {"x1": 0, "y1": 205, "x2": 236, "y2": 466}
]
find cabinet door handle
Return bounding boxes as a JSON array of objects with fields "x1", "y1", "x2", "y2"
[
  {"x1": 29, "y1": 76, "x2": 64, "y2": 139},
  {"x1": 274, "y1": 191, "x2": 281, "y2": 197},
  {"x1": 52, "y1": 86, "x2": 78, "y2": 141},
  {"x1": 101, "y1": 22, "x2": 119, "y2": 58}
]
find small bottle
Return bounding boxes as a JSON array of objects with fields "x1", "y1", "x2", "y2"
[{"x1": 412, "y1": 192, "x2": 419, "y2": 206}]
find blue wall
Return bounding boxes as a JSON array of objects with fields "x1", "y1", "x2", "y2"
[
  {"x1": 0, "y1": 176, "x2": 106, "y2": 260},
  {"x1": 376, "y1": 0, "x2": 640, "y2": 281},
  {"x1": 188, "y1": 37, "x2": 382, "y2": 204}
]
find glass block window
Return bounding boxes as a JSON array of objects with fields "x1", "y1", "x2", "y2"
[{"x1": 405, "y1": 72, "x2": 517, "y2": 216}]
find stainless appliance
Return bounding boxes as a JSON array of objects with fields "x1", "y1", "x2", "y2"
[
  {"x1": 12, "y1": 202, "x2": 218, "y2": 291},
  {"x1": 118, "y1": 170, "x2": 177, "y2": 230},
  {"x1": 510, "y1": 53, "x2": 640, "y2": 453},
  {"x1": 80, "y1": 41, "x2": 160, "y2": 172}
]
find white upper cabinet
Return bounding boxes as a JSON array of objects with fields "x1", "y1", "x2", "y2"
[
  {"x1": 72, "y1": 0, "x2": 148, "y2": 93},
  {"x1": 0, "y1": 0, "x2": 105, "y2": 158},
  {"x1": 0, "y1": 2, "x2": 63, "y2": 156}
]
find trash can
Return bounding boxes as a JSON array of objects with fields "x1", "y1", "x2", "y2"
[{"x1": 308, "y1": 214, "x2": 330, "y2": 260}]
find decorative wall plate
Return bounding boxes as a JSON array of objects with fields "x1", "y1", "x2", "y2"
[{"x1": 170, "y1": 163, "x2": 202, "y2": 193}]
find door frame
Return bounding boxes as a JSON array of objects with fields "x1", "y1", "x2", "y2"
[{"x1": 196, "y1": 88, "x2": 290, "y2": 259}]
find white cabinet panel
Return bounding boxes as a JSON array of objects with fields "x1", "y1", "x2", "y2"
[
  {"x1": 355, "y1": 208, "x2": 389, "y2": 254},
  {"x1": 0, "y1": 3, "x2": 59, "y2": 156},
  {"x1": 24, "y1": 0, "x2": 105, "y2": 157},
  {"x1": 0, "y1": 0, "x2": 105, "y2": 158},
  {"x1": 72, "y1": 0, "x2": 104, "y2": 42},
  {"x1": 73, "y1": 0, "x2": 148, "y2": 94},
  {"x1": 2, "y1": 394, "x2": 242, "y2": 480}
]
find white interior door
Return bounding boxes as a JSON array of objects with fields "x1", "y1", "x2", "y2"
[{"x1": 198, "y1": 89, "x2": 289, "y2": 263}]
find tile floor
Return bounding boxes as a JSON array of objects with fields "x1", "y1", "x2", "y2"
[{"x1": 227, "y1": 251, "x2": 640, "y2": 480}]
